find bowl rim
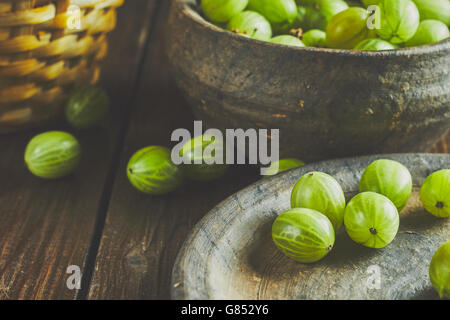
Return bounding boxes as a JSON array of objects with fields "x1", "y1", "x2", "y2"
[{"x1": 174, "y1": 0, "x2": 450, "y2": 57}]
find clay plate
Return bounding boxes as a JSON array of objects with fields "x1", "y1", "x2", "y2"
[{"x1": 172, "y1": 154, "x2": 450, "y2": 300}]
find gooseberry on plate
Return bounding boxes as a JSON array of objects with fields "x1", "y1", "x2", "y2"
[
  {"x1": 376, "y1": 0, "x2": 420, "y2": 44},
  {"x1": 344, "y1": 192, "x2": 399, "y2": 249},
  {"x1": 201, "y1": 0, "x2": 249, "y2": 23},
  {"x1": 65, "y1": 85, "x2": 110, "y2": 130},
  {"x1": 359, "y1": 159, "x2": 412, "y2": 211},
  {"x1": 429, "y1": 240, "x2": 450, "y2": 299},
  {"x1": 420, "y1": 169, "x2": 450, "y2": 218},
  {"x1": 180, "y1": 134, "x2": 228, "y2": 182},
  {"x1": 25, "y1": 131, "x2": 81, "y2": 179},
  {"x1": 227, "y1": 11, "x2": 272, "y2": 40},
  {"x1": 406, "y1": 20, "x2": 450, "y2": 47},
  {"x1": 272, "y1": 208, "x2": 335, "y2": 263},
  {"x1": 291, "y1": 171, "x2": 346, "y2": 231},
  {"x1": 127, "y1": 146, "x2": 183, "y2": 195}
]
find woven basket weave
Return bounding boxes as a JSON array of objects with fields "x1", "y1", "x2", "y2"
[{"x1": 0, "y1": 0, "x2": 124, "y2": 133}]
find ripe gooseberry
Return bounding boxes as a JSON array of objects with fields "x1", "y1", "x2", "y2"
[
  {"x1": 359, "y1": 159, "x2": 412, "y2": 211},
  {"x1": 272, "y1": 208, "x2": 335, "y2": 263},
  {"x1": 429, "y1": 240, "x2": 450, "y2": 299},
  {"x1": 406, "y1": 20, "x2": 450, "y2": 47},
  {"x1": 302, "y1": 29, "x2": 327, "y2": 47},
  {"x1": 291, "y1": 172, "x2": 346, "y2": 231},
  {"x1": 201, "y1": 0, "x2": 249, "y2": 23},
  {"x1": 248, "y1": 0, "x2": 297, "y2": 25},
  {"x1": 344, "y1": 192, "x2": 399, "y2": 249},
  {"x1": 354, "y1": 38, "x2": 396, "y2": 50},
  {"x1": 269, "y1": 35, "x2": 305, "y2": 46},
  {"x1": 127, "y1": 146, "x2": 183, "y2": 195},
  {"x1": 412, "y1": 0, "x2": 450, "y2": 26},
  {"x1": 227, "y1": 11, "x2": 272, "y2": 41},
  {"x1": 420, "y1": 169, "x2": 450, "y2": 218}
]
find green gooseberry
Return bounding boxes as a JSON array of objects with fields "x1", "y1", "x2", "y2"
[
  {"x1": 344, "y1": 192, "x2": 399, "y2": 249},
  {"x1": 429, "y1": 240, "x2": 450, "y2": 299},
  {"x1": 127, "y1": 146, "x2": 183, "y2": 195},
  {"x1": 326, "y1": 7, "x2": 376, "y2": 49},
  {"x1": 269, "y1": 35, "x2": 305, "y2": 46},
  {"x1": 361, "y1": 0, "x2": 381, "y2": 6},
  {"x1": 272, "y1": 208, "x2": 335, "y2": 263},
  {"x1": 302, "y1": 29, "x2": 327, "y2": 47},
  {"x1": 376, "y1": 0, "x2": 420, "y2": 44},
  {"x1": 420, "y1": 169, "x2": 450, "y2": 218},
  {"x1": 227, "y1": 11, "x2": 273, "y2": 40},
  {"x1": 65, "y1": 85, "x2": 110, "y2": 130},
  {"x1": 297, "y1": 0, "x2": 349, "y2": 31},
  {"x1": 25, "y1": 131, "x2": 81, "y2": 179},
  {"x1": 291, "y1": 171, "x2": 346, "y2": 231},
  {"x1": 412, "y1": 0, "x2": 450, "y2": 26},
  {"x1": 263, "y1": 158, "x2": 305, "y2": 177},
  {"x1": 248, "y1": 0, "x2": 297, "y2": 24},
  {"x1": 354, "y1": 38, "x2": 397, "y2": 50},
  {"x1": 406, "y1": 20, "x2": 450, "y2": 47},
  {"x1": 180, "y1": 134, "x2": 228, "y2": 182},
  {"x1": 359, "y1": 159, "x2": 412, "y2": 211},
  {"x1": 201, "y1": 0, "x2": 249, "y2": 23}
]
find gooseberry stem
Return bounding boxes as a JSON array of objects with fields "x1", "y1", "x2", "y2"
[
  {"x1": 436, "y1": 201, "x2": 444, "y2": 209},
  {"x1": 370, "y1": 227, "x2": 377, "y2": 235}
]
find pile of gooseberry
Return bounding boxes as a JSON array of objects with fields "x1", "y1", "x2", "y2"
[
  {"x1": 272, "y1": 159, "x2": 449, "y2": 298},
  {"x1": 200, "y1": 0, "x2": 450, "y2": 50}
]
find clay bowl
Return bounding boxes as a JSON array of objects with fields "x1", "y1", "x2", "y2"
[
  {"x1": 171, "y1": 153, "x2": 450, "y2": 300},
  {"x1": 166, "y1": 0, "x2": 450, "y2": 162}
]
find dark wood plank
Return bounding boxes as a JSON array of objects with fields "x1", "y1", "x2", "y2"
[
  {"x1": 88, "y1": 0, "x2": 449, "y2": 299},
  {"x1": 0, "y1": 0, "x2": 158, "y2": 300}
]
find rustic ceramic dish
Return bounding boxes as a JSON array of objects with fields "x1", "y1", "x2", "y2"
[
  {"x1": 166, "y1": 0, "x2": 450, "y2": 162},
  {"x1": 171, "y1": 153, "x2": 450, "y2": 300}
]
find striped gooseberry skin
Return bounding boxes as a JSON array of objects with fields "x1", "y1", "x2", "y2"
[
  {"x1": 25, "y1": 131, "x2": 81, "y2": 179},
  {"x1": 272, "y1": 208, "x2": 335, "y2": 263},
  {"x1": 127, "y1": 146, "x2": 183, "y2": 195},
  {"x1": 291, "y1": 171, "x2": 346, "y2": 231},
  {"x1": 420, "y1": 169, "x2": 450, "y2": 218},
  {"x1": 429, "y1": 240, "x2": 450, "y2": 299}
]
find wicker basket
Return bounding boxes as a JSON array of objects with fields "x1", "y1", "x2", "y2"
[{"x1": 0, "y1": 0, "x2": 124, "y2": 133}]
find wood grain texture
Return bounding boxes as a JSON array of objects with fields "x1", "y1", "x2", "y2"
[
  {"x1": 0, "y1": 0, "x2": 157, "y2": 300},
  {"x1": 172, "y1": 154, "x2": 450, "y2": 300}
]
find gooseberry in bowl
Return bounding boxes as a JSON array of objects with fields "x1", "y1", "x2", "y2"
[
  {"x1": 272, "y1": 208, "x2": 335, "y2": 263},
  {"x1": 359, "y1": 159, "x2": 412, "y2": 211},
  {"x1": 326, "y1": 7, "x2": 375, "y2": 49},
  {"x1": 302, "y1": 29, "x2": 327, "y2": 47},
  {"x1": 227, "y1": 11, "x2": 272, "y2": 41},
  {"x1": 248, "y1": 0, "x2": 297, "y2": 25},
  {"x1": 263, "y1": 158, "x2": 305, "y2": 177},
  {"x1": 429, "y1": 240, "x2": 450, "y2": 299},
  {"x1": 354, "y1": 38, "x2": 396, "y2": 50},
  {"x1": 406, "y1": 20, "x2": 450, "y2": 47},
  {"x1": 344, "y1": 192, "x2": 399, "y2": 249},
  {"x1": 376, "y1": 0, "x2": 420, "y2": 44},
  {"x1": 201, "y1": 0, "x2": 249, "y2": 23},
  {"x1": 269, "y1": 35, "x2": 305, "y2": 47},
  {"x1": 420, "y1": 169, "x2": 450, "y2": 218},
  {"x1": 127, "y1": 146, "x2": 183, "y2": 195},
  {"x1": 291, "y1": 171, "x2": 346, "y2": 231},
  {"x1": 25, "y1": 131, "x2": 81, "y2": 179},
  {"x1": 412, "y1": 0, "x2": 450, "y2": 26}
]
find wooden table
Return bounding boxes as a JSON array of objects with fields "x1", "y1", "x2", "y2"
[{"x1": 0, "y1": 0, "x2": 448, "y2": 300}]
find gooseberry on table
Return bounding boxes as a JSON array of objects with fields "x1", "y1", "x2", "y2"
[
  {"x1": 376, "y1": 0, "x2": 420, "y2": 44},
  {"x1": 25, "y1": 131, "x2": 81, "y2": 179},
  {"x1": 127, "y1": 146, "x2": 183, "y2": 195},
  {"x1": 227, "y1": 11, "x2": 273, "y2": 41},
  {"x1": 354, "y1": 38, "x2": 396, "y2": 50},
  {"x1": 359, "y1": 159, "x2": 412, "y2": 211},
  {"x1": 179, "y1": 134, "x2": 228, "y2": 182},
  {"x1": 269, "y1": 35, "x2": 305, "y2": 46},
  {"x1": 65, "y1": 85, "x2": 110, "y2": 130},
  {"x1": 406, "y1": 20, "x2": 450, "y2": 47},
  {"x1": 344, "y1": 192, "x2": 399, "y2": 249},
  {"x1": 429, "y1": 240, "x2": 450, "y2": 299},
  {"x1": 420, "y1": 169, "x2": 450, "y2": 218},
  {"x1": 272, "y1": 208, "x2": 335, "y2": 263},
  {"x1": 291, "y1": 171, "x2": 346, "y2": 231},
  {"x1": 326, "y1": 7, "x2": 375, "y2": 49},
  {"x1": 201, "y1": 0, "x2": 249, "y2": 23}
]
